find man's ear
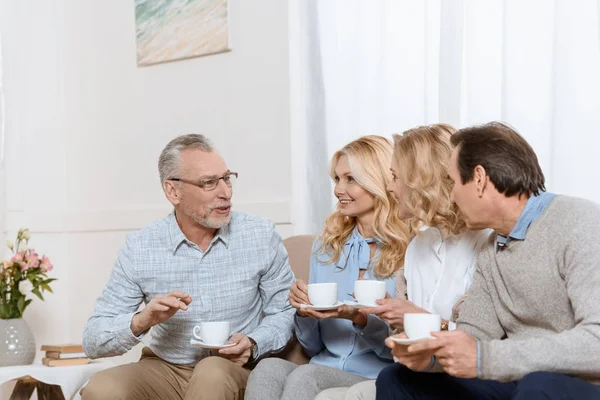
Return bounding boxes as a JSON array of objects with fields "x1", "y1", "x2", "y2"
[
  {"x1": 163, "y1": 180, "x2": 182, "y2": 205},
  {"x1": 473, "y1": 165, "x2": 488, "y2": 198}
]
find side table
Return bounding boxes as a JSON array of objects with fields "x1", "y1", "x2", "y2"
[{"x1": 0, "y1": 360, "x2": 114, "y2": 400}]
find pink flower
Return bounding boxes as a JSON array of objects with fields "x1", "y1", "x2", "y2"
[
  {"x1": 11, "y1": 252, "x2": 24, "y2": 263},
  {"x1": 40, "y1": 255, "x2": 53, "y2": 272},
  {"x1": 19, "y1": 261, "x2": 28, "y2": 270},
  {"x1": 25, "y1": 249, "x2": 39, "y2": 269}
]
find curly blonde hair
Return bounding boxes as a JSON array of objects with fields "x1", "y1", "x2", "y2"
[
  {"x1": 392, "y1": 124, "x2": 466, "y2": 236},
  {"x1": 318, "y1": 135, "x2": 411, "y2": 278}
]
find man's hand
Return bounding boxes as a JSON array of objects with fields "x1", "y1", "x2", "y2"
[
  {"x1": 385, "y1": 333, "x2": 439, "y2": 371},
  {"x1": 360, "y1": 298, "x2": 426, "y2": 330},
  {"x1": 408, "y1": 330, "x2": 478, "y2": 378},
  {"x1": 303, "y1": 305, "x2": 368, "y2": 327},
  {"x1": 130, "y1": 290, "x2": 192, "y2": 336},
  {"x1": 289, "y1": 280, "x2": 310, "y2": 317},
  {"x1": 218, "y1": 333, "x2": 254, "y2": 365}
]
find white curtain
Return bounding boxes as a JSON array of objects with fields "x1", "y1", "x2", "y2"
[
  {"x1": 0, "y1": 25, "x2": 5, "y2": 246},
  {"x1": 290, "y1": 0, "x2": 600, "y2": 234}
]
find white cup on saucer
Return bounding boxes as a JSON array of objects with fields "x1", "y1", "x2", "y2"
[
  {"x1": 193, "y1": 321, "x2": 230, "y2": 345},
  {"x1": 354, "y1": 280, "x2": 386, "y2": 305},
  {"x1": 307, "y1": 283, "x2": 338, "y2": 307},
  {"x1": 404, "y1": 313, "x2": 441, "y2": 339}
]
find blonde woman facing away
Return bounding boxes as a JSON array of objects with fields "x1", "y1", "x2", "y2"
[
  {"x1": 244, "y1": 136, "x2": 411, "y2": 400},
  {"x1": 317, "y1": 124, "x2": 491, "y2": 400}
]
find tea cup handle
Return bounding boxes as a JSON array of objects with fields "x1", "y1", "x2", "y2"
[{"x1": 193, "y1": 325, "x2": 202, "y2": 341}]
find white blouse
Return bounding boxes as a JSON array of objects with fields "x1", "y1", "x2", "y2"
[{"x1": 404, "y1": 226, "x2": 492, "y2": 321}]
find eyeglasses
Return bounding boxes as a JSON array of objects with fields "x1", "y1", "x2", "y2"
[{"x1": 170, "y1": 172, "x2": 238, "y2": 192}]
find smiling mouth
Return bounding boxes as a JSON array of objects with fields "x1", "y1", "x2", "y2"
[{"x1": 338, "y1": 199, "x2": 354, "y2": 205}]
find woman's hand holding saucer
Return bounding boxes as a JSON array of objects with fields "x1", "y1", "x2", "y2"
[
  {"x1": 303, "y1": 305, "x2": 368, "y2": 327},
  {"x1": 289, "y1": 279, "x2": 310, "y2": 317},
  {"x1": 359, "y1": 298, "x2": 426, "y2": 330}
]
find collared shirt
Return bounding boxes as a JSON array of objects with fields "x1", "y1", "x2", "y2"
[
  {"x1": 294, "y1": 227, "x2": 396, "y2": 379},
  {"x1": 496, "y1": 192, "x2": 557, "y2": 250},
  {"x1": 83, "y1": 211, "x2": 295, "y2": 366},
  {"x1": 405, "y1": 226, "x2": 491, "y2": 327}
]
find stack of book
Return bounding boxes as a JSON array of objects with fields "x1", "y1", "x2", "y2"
[{"x1": 41, "y1": 344, "x2": 89, "y2": 367}]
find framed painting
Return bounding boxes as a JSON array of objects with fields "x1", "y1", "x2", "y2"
[{"x1": 135, "y1": 0, "x2": 230, "y2": 66}]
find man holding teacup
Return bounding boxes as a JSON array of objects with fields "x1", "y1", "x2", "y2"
[
  {"x1": 81, "y1": 134, "x2": 295, "y2": 400},
  {"x1": 378, "y1": 123, "x2": 600, "y2": 399}
]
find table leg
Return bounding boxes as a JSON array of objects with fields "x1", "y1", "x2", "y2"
[
  {"x1": 9, "y1": 377, "x2": 66, "y2": 400},
  {"x1": 36, "y1": 382, "x2": 66, "y2": 400},
  {"x1": 9, "y1": 379, "x2": 36, "y2": 400}
]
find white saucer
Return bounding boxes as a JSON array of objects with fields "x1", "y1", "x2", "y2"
[
  {"x1": 190, "y1": 339, "x2": 237, "y2": 350},
  {"x1": 342, "y1": 300, "x2": 379, "y2": 308},
  {"x1": 299, "y1": 301, "x2": 344, "y2": 311},
  {"x1": 389, "y1": 336, "x2": 436, "y2": 345}
]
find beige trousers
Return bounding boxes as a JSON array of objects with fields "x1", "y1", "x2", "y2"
[{"x1": 81, "y1": 348, "x2": 251, "y2": 400}]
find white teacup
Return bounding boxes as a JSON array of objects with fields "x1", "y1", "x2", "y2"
[
  {"x1": 307, "y1": 283, "x2": 338, "y2": 307},
  {"x1": 354, "y1": 280, "x2": 386, "y2": 305},
  {"x1": 193, "y1": 321, "x2": 230, "y2": 345},
  {"x1": 404, "y1": 313, "x2": 441, "y2": 339}
]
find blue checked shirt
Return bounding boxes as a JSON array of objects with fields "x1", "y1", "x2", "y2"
[{"x1": 83, "y1": 211, "x2": 296, "y2": 366}]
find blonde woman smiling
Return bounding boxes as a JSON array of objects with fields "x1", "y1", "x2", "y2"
[
  {"x1": 245, "y1": 136, "x2": 411, "y2": 400},
  {"x1": 318, "y1": 124, "x2": 491, "y2": 400}
]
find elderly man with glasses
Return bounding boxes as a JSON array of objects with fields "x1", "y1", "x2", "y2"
[{"x1": 81, "y1": 134, "x2": 295, "y2": 400}]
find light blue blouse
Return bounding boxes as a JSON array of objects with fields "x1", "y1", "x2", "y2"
[{"x1": 294, "y1": 227, "x2": 396, "y2": 379}]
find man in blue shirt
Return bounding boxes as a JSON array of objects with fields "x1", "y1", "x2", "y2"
[{"x1": 81, "y1": 134, "x2": 295, "y2": 400}]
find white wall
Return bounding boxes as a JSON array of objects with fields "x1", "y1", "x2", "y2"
[{"x1": 0, "y1": 0, "x2": 292, "y2": 374}]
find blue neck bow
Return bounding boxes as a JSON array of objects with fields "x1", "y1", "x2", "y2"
[{"x1": 335, "y1": 228, "x2": 378, "y2": 271}]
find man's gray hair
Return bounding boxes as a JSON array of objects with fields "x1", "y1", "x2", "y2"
[{"x1": 158, "y1": 134, "x2": 214, "y2": 185}]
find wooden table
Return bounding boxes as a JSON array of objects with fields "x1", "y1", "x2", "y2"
[
  {"x1": 0, "y1": 361, "x2": 114, "y2": 400},
  {"x1": 9, "y1": 376, "x2": 64, "y2": 400}
]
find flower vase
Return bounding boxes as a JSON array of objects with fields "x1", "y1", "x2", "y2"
[{"x1": 0, "y1": 318, "x2": 36, "y2": 367}]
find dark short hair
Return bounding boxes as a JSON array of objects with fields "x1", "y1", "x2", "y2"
[{"x1": 450, "y1": 122, "x2": 545, "y2": 197}]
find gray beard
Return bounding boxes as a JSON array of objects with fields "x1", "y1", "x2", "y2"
[{"x1": 185, "y1": 208, "x2": 231, "y2": 229}]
